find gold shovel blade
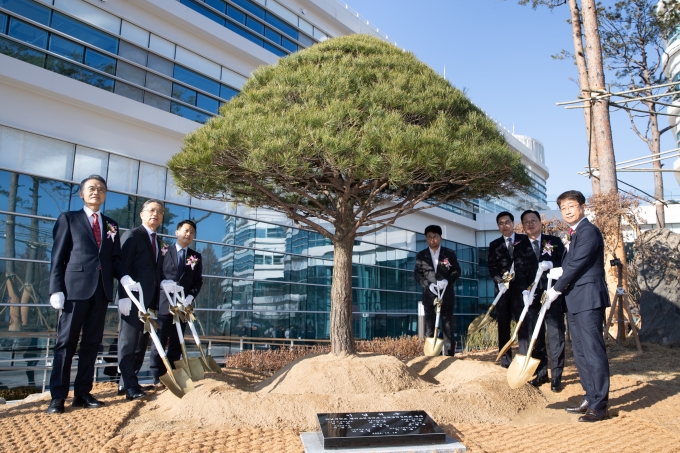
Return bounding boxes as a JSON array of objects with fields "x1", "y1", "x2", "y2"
[
  {"x1": 496, "y1": 318, "x2": 525, "y2": 362},
  {"x1": 175, "y1": 357, "x2": 205, "y2": 381},
  {"x1": 202, "y1": 355, "x2": 223, "y2": 373},
  {"x1": 467, "y1": 312, "x2": 490, "y2": 336},
  {"x1": 160, "y1": 357, "x2": 194, "y2": 398},
  {"x1": 506, "y1": 354, "x2": 540, "y2": 389},
  {"x1": 423, "y1": 337, "x2": 445, "y2": 357}
]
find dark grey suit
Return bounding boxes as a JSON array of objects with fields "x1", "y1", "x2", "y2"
[
  {"x1": 49, "y1": 210, "x2": 125, "y2": 399},
  {"x1": 553, "y1": 218, "x2": 610, "y2": 413},
  {"x1": 414, "y1": 246, "x2": 461, "y2": 355},
  {"x1": 117, "y1": 225, "x2": 163, "y2": 390},
  {"x1": 150, "y1": 246, "x2": 203, "y2": 379},
  {"x1": 488, "y1": 234, "x2": 530, "y2": 367}
]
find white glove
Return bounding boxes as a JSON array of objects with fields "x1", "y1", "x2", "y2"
[
  {"x1": 616, "y1": 287, "x2": 626, "y2": 296},
  {"x1": 429, "y1": 283, "x2": 438, "y2": 295},
  {"x1": 118, "y1": 297, "x2": 132, "y2": 316},
  {"x1": 120, "y1": 275, "x2": 136, "y2": 287},
  {"x1": 548, "y1": 267, "x2": 563, "y2": 280},
  {"x1": 545, "y1": 287, "x2": 561, "y2": 310},
  {"x1": 539, "y1": 261, "x2": 553, "y2": 271},
  {"x1": 497, "y1": 282, "x2": 508, "y2": 294},
  {"x1": 522, "y1": 290, "x2": 531, "y2": 308},
  {"x1": 437, "y1": 280, "x2": 448, "y2": 292},
  {"x1": 50, "y1": 292, "x2": 65, "y2": 310},
  {"x1": 184, "y1": 295, "x2": 194, "y2": 306},
  {"x1": 161, "y1": 280, "x2": 176, "y2": 291}
]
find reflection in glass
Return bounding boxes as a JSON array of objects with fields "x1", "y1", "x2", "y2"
[
  {"x1": 107, "y1": 154, "x2": 139, "y2": 193},
  {"x1": 137, "y1": 162, "x2": 166, "y2": 200},
  {"x1": 161, "y1": 202, "x2": 189, "y2": 235},
  {"x1": 103, "y1": 191, "x2": 135, "y2": 229},
  {"x1": 0, "y1": 125, "x2": 75, "y2": 181},
  {"x1": 73, "y1": 146, "x2": 108, "y2": 184}
]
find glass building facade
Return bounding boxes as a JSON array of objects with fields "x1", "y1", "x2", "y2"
[{"x1": 0, "y1": 124, "x2": 481, "y2": 387}]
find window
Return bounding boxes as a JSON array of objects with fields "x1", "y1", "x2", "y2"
[
  {"x1": 171, "y1": 102, "x2": 209, "y2": 124},
  {"x1": 0, "y1": 13, "x2": 7, "y2": 34},
  {"x1": 147, "y1": 52, "x2": 173, "y2": 76},
  {"x1": 197, "y1": 93, "x2": 219, "y2": 114},
  {"x1": 245, "y1": 16, "x2": 264, "y2": 35},
  {"x1": 137, "y1": 162, "x2": 166, "y2": 200},
  {"x1": 180, "y1": 0, "x2": 224, "y2": 26},
  {"x1": 226, "y1": 5, "x2": 245, "y2": 24},
  {"x1": 264, "y1": 27, "x2": 281, "y2": 45},
  {"x1": 174, "y1": 65, "x2": 220, "y2": 97},
  {"x1": 116, "y1": 60, "x2": 145, "y2": 86},
  {"x1": 73, "y1": 145, "x2": 108, "y2": 183},
  {"x1": 232, "y1": 0, "x2": 264, "y2": 19},
  {"x1": 0, "y1": 35, "x2": 45, "y2": 65},
  {"x1": 0, "y1": 125, "x2": 75, "y2": 180},
  {"x1": 225, "y1": 20, "x2": 262, "y2": 46},
  {"x1": 114, "y1": 80, "x2": 144, "y2": 102},
  {"x1": 171, "y1": 82, "x2": 196, "y2": 105},
  {"x1": 205, "y1": 0, "x2": 225, "y2": 14},
  {"x1": 51, "y1": 12, "x2": 118, "y2": 54},
  {"x1": 0, "y1": 0, "x2": 51, "y2": 25},
  {"x1": 49, "y1": 34, "x2": 83, "y2": 62},
  {"x1": 107, "y1": 154, "x2": 139, "y2": 193},
  {"x1": 145, "y1": 72, "x2": 171, "y2": 96},
  {"x1": 265, "y1": 12, "x2": 297, "y2": 40},
  {"x1": 143, "y1": 92, "x2": 170, "y2": 111},
  {"x1": 281, "y1": 36, "x2": 296, "y2": 53},
  {"x1": 8, "y1": 17, "x2": 48, "y2": 48},
  {"x1": 84, "y1": 48, "x2": 115, "y2": 74},
  {"x1": 220, "y1": 84, "x2": 238, "y2": 100},
  {"x1": 118, "y1": 40, "x2": 147, "y2": 66}
]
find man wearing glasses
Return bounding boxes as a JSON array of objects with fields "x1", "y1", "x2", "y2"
[
  {"x1": 47, "y1": 175, "x2": 135, "y2": 414},
  {"x1": 519, "y1": 209, "x2": 566, "y2": 392},
  {"x1": 117, "y1": 199, "x2": 164, "y2": 401},
  {"x1": 487, "y1": 212, "x2": 530, "y2": 368},
  {"x1": 545, "y1": 190, "x2": 610, "y2": 422},
  {"x1": 414, "y1": 225, "x2": 461, "y2": 356}
]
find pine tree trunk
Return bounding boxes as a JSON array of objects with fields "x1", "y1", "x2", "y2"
[
  {"x1": 648, "y1": 111, "x2": 666, "y2": 228},
  {"x1": 568, "y1": 0, "x2": 601, "y2": 195},
  {"x1": 6, "y1": 173, "x2": 21, "y2": 331},
  {"x1": 330, "y1": 235, "x2": 356, "y2": 355}
]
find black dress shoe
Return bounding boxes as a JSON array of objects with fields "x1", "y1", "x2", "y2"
[
  {"x1": 566, "y1": 399, "x2": 589, "y2": 414},
  {"x1": 125, "y1": 386, "x2": 146, "y2": 401},
  {"x1": 117, "y1": 385, "x2": 125, "y2": 396},
  {"x1": 46, "y1": 398, "x2": 65, "y2": 414},
  {"x1": 551, "y1": 378, "x2": 562, "y2": 393},
  {"x1": 578, "y1": 408, "x2": 609, "y2": 422},
  {"x1": 140, "y1": 384, "x2": 155, "y2": 391},
  {"x1": 529, "y1": 375, "x2": 549, "y2": 387},
  {"x1": 72, "y1": 393, "x2": 105, "y2": 408}
]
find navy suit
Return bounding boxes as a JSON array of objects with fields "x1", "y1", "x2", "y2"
[
  {"x1": 414, "y1": 246, "x2": 461, "y2": 355},
  {"x1": 553, "y1": 218, "x2": 610, "y2": 413},
  {"x1": 150, "y1": 246, "x2": 203, "y2": 379},
  {"x1": 487, "y1": 233, "x2": 530, "y2": 367},
  {"x1": 117, "y1": 225, "x2": 163, "y2": 390},
  {"x1": 49, "y1": 210, "x2": 125, "y2": 399},
  {"x1": 520, "y1": 234, "x2": 566, "y2": 381}
]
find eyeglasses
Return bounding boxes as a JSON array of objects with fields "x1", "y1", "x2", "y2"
[
  {"x1": 83, "y1": 186, "x2": 106, "y2": 194},
  {"x1": 559, "y1": 204, "x2": 581, "y2": 212},
  {"x1": 143, "y1": 208, "x2": 164, "y2": 215}
]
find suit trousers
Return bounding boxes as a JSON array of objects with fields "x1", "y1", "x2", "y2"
[
  {"x1": 568, "y1": 308, "x2": 610, "y2": 413},
  {"x1": 423, "y1": 303, "x2": 456, "y2": 356},
  {"x1": 496, "y1": 291, "x2": 522, "y2": 367},
  {"x1": 544, "y1": 301, "x2": 566, "y2": 380},
  {"x1": 50, "y1": 276, "x2": 108, "y2": 399},
  {"x1": 118, "y1": 306, "x2": 150, "y2": 390},
  {"x1": 149, "y1": 314, "x2": 187, "y2": 379}
]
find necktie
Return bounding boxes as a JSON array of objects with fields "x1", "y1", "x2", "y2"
[
  {"x1": 532, "y1": 240, "x2": 539, "y2": 260},
  {"x1": 568, "y1": 227, "x2": 575, "y2": 236},
  {"x1": 92, "y1": 214, "x2": 101, "y2": 249},
  {"x1": 178, "y1": 248, "x2": 185, "y2": 279},
  {"x1": 506, "y1": 237, "x2": 514, "y2": 259},
  {"x1": 151, "y1": 232, "x2": 157, "y2": 260}
]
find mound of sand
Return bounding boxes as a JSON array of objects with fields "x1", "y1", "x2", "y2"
[
  {"x1": 116, "y1": 353, "x2": 547, "y2": 435},
  {"x1": 256, "y1": 353, "x2": 430, "y2": 394}
]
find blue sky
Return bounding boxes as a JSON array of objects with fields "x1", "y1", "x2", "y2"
[{"x1": 346, "y1": 0, "x2": 679, "y2": 208}]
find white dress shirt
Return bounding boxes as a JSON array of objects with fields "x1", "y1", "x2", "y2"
[
  {"x1": 83, "y1": 206, "x2": 103, "y2": 248},
  {"x1": 142, "y1": 224, "x2": 159, "y2": 259},
  {"x1": 429, "y1": 246, "x2": 440, "y2": 269}
]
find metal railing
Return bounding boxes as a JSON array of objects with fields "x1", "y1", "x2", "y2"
[{"x1": 333, "y1": 0, "x2": 397, "y2": 46}]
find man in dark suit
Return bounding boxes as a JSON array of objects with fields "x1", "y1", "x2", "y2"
[
  {"x1": 414, "y1": 225, "x2": 461, "y2": 356},
  {"x1": 519, "y1": 209, "x2": 566, "y2": 391},
  {"x1": 47, "y1": 175, "x2": 134, "y2": 414},
  {"x1": 487, "y1": 211, "x2": 531, "y2": 368},
  {"x1": 117, "y1": 199, "x2": 164, "y2": 400},
  {"x1": 152, "y1": 219, "x2": 203, "y2": 383},
  {"x1": 546, "y1": 190, "x2": 610, "y2": 422}
]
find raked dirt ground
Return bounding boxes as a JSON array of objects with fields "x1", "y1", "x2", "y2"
[{"x1": 1, "y1": 341, "x2": 679, "y2": 453}]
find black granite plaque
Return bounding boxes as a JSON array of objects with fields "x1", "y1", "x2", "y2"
[{"x1": 317, "y1": 410, "x2": 446, "y2": 449}]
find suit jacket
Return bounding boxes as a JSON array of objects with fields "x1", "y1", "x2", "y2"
[
  {"x1": 523, "y1": 234, "x2": 565, "y2": 310},
  {"x1": 158, "y1": 246, "x2": 204, "y2": 315},
  {"x1": 414, "y1": 246, "x2": 461, "y2": 307},
  {"x1": 488, "y1": 233, "x2": 531, "y2": 297},
  {"x1": 117, "y1": 225, "x2": 163, "y2": 311},
  {"x1": 552, "y1": 218, "x2": 610, "y2": 314},
  {"x1": 49, "y1": 210, "x2": 125, "y2": 301}
]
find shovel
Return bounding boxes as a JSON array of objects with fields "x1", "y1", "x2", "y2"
[
  {"x1": 123, "y1": 283, "x2": 194, "y2": 398},
  {"x1": 161, "y1": 283, "x2": 205, "y2": 381},
  {"x1": 496, "y1": 267, "x2": 545, "y2": 362},
  {"x1": 176, "y1": 286, "x2": 223, "y2": 373},
  {"x1": 423, "y1": 289, "x2": 445, "y2": 357},
  {"x1": 469, "y1": 263, "x2": 515, "y2": 336},
  {"x1": 506, "y1": 276, "x2": 554, "y2": 389}
]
